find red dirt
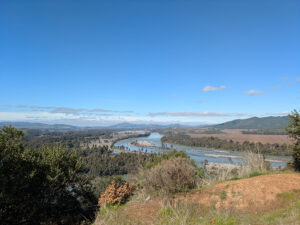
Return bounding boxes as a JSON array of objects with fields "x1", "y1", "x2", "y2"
[
  {"x1": 181, "y1": 173, "x2": 300, "y2": 211},
  {"x1": 124, "y1": 173, "x2": 300, "y2": 224},
  {"x1": 189, "y1": 129, "x2": 292, "y2": 145}
]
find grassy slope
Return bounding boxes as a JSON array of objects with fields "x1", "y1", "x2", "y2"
[{"x1": 95, "y1": 173, "x2": 300, "y2": 225}]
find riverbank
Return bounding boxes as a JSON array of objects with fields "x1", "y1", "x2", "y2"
[
  {"x1": 113, "y1": 132, "x2": 291, "y2": 168},
  {"x1": 161, "y1": 134, "x2": 293, "y2": 156},
  {"x1": 129, "y1": 140, "x2": 160, "y2": 148},
  {"x1": 110, "y1": 131, "x2": 151, "y2": 148}
]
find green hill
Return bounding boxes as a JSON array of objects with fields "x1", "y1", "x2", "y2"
[{"x1": 213, "y1": 116, "x2": 289, "y2": 129}]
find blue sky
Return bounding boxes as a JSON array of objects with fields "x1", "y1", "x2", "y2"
[{"x1": 0, "y1": 0, "x2": 299, "y2": 126}]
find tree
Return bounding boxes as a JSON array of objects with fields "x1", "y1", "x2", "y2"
[
  {"x1": 286, "y1": 110, "x2": 300, "y2": 171},
  {"x1": 0, "y1": 126, "x2": 96, "y2": 225}
]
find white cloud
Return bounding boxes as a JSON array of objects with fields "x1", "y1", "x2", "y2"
[
  {"x1": 263, "y1": 111, "x2": 290, "y2": 116},
  {"x1": 279, "y1": 111, "x2": 289, "y2": 115},
  {"x1": 148, "y1": 111, "x2": 245, "y2": 117},
  {"x1": 16, "y1": 105, "x2": 134, "y2": 115},
  {"x1": 0, "y1": 111, "x2": 214, "y2": 126},
  {"x1": 244, "y1": 90, "x2": 264, "y2": 96},
  {"x1": 89, "y1": 108, "x2": 134, "y2": 113},
  {"x1": 202, "y1": 85, "x2": 226, "y2": 92}
]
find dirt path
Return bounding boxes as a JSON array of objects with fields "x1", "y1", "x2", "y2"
[{"x1": 124, "y1": 173, "x2": 300, "y2": 224}]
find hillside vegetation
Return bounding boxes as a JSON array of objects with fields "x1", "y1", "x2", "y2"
[
  {"x1": 0, "y1": 127, "x2": 156, "y2": 224},
  {"x1": 99, "y1": 174, "x2": 300, "y2": 225},
  {"x1": 213, "y1": 116, "x2": 289, "y2": 129},
  {"x1": 95, "y1": 166, "x2": 300, "y2": 225}
]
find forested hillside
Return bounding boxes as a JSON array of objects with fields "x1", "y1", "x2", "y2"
[{"x1": 213, "y1": 116, "x2": 289, "y2": 129}]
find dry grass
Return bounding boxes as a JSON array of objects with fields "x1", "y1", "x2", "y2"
[
  {"x1": 94, "y1": 204, "x2": 132, "y2": 225},
  {"x1": 238, "y1": 150, "x2": 269, "y2": 176},
  {"x1": 156, "y1": 201, "x2": 200, "y2": 225},
  {"x1": 190, "y1": 129, "x2": 291, "y2": 144},
  {"x1": 156, "y1": 196, "x2": 300, "y2": 225},
  {"x1": 94, "y1": 173, "x2": 300, "y2": 225},
  {"x1": 204, "y1": 151, "x2": 270, "y2": 184}
]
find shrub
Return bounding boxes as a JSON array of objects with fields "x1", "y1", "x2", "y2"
[
  {"x1": 143, "y1": 149, "x2": 189, "y2": 169},
  {"x1": 0, "y1": 127, "x2": 96, "y2": 225},
  {"x1": 98, "y1": 181, "x2": 134, "y2": 206},
  {"x1": 138, "y1": 157, "x2": 198, "y2": 195},
  {"x1": 93, "y1": 176, "x2": 126, "y2": 198},
  {"x1": 286, "y1": 110, "x2": 300, "y2": 171},
  {"x1": 244, "y1": 150, "x2": 269, "y2": 172},
  {"x1": 204, "y1": 151, "x2": 270, "y2": 184}
]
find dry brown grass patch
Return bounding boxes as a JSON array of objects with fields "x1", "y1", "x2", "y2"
[{"x1": 98, "y1": 181, "x2": 134, "y2": 206}]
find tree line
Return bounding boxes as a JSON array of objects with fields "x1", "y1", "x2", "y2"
[
  {"x1": 79, "y1": 146, "x2": 156, "y2": 177},
  {"x1": 241, "y1": 129, "x2": 287, "y2": 135},
  {"x1": 0, "y1": 127, "x2": 156, "y2": 224},
  {"x1": 161, "y1": 134, "x2": 292, "y2": 156},
  {"x1": 0, "y1": 127, "x2": 97, "y2": 224},
  {"x1": 23, "y1": 129, "x2": 111, "y2": 149}
]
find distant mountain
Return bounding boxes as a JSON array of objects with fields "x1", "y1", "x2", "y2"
[
  {"x1": 1, "y1": 116, "x2": 289, "y2": 131},
  {"x1": 0, "y1": 121, "x2": 183, "y2": 130},
  {"x1": 106, "y1": 122, "x2": 184, "y2": 129},
  {"x1": 0, "y1": 122, "x2": 78, "y2": 130},
  {"x1": 212, "y1": 116, "x2": 289, "y2": 129}
]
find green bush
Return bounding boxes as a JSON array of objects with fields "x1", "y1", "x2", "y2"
[
  {"x1": 92, "y1": 176, "x2": 126, "y2": 198},
  {"x1": 0, "y1": 126, "x2": 96, "y2": 225},
  {"x1": 143, "y1": 149, "x2": 189, "y2": 169},
  {"x1": 286, "y1": 110, "x2": 300, "y2": 171},
  {"x1": 249, "y1": 171, "x2": 265, "y2": 178},
  {"x1": 138, "y1": 157, "x2": 199, "y2": 195}
]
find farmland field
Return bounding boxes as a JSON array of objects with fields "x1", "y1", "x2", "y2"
[{"x1": 189, "y1": 129, "x2": 292, "y2": 145}]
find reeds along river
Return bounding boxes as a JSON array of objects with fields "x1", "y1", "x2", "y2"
[{"x1": 113, "y1": 132, "x2": 292, "y2": 168}]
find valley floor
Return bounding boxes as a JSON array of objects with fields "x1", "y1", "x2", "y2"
[{"x1": 189, "y1": 129, "x2": 291, "y2": 145}]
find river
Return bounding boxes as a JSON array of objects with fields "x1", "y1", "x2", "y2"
[{"x1": 114, "y1": 132, "x2": 291, "y2": 168}]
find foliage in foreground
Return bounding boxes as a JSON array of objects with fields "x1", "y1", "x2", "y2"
[
  {"x1": 138, "y1": 156, "x2": 200, "y2": 195},
  {"x1": 0, "y1": 126, "x2": 96, "y2": 225},
  {"x1": 98, "y1": 181, "x2": 134, "y2": 206},
  {"x1": 143, "y1": 149, "x2": 190, "y2": 169},
  {"x1": 92, "y1": 176, "x2": 126, "y2": 198},
  {"x1": 95, "y1": 189, "x2": 300, "y2": 225},
  {"x1": 286, "y1": 109, "x2": 300, "y2": 171}
]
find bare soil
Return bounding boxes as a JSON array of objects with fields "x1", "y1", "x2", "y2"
[
  {"x1": 124, "y1": 173, "x2": 300, "y2": 224},
  {"x1": 182, "y1": 173, "x2": 300, "y2": 211}
]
